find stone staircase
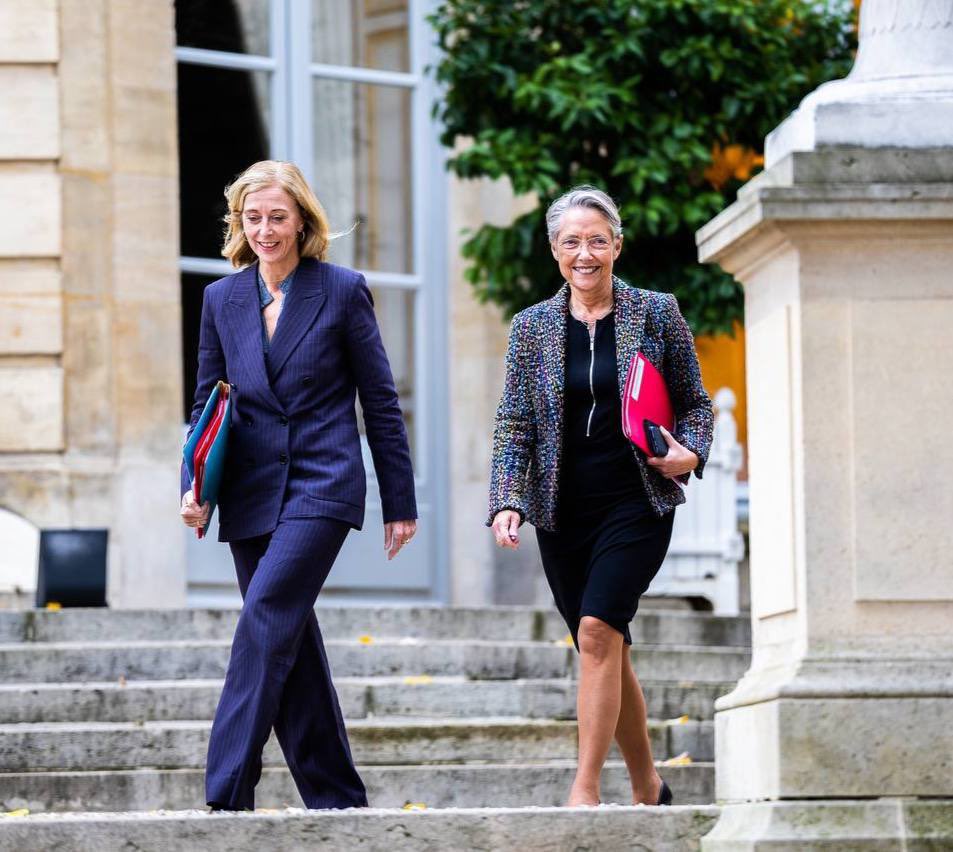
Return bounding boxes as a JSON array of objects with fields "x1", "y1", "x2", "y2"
[{"x1": 0, "y1": 605, "x2": 750, "y2": 851}]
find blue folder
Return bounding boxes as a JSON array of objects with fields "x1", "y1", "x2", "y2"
[{"x1": 183, "y1": 380, "x2": 232, "y2": 538}]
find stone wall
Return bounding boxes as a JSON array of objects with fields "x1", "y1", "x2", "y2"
[
  {"x1": 0, "y1": 0, "x2": 185, "y2": 607},
  {"x1": 447, "y1": 172, "x2": 549, "y2": 606}
]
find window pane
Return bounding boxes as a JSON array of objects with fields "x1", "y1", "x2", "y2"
[
  {"x1": 178, "y1": 63, "x2": 271, "y2": 259},
  {"x1": 313, "y1": 80, "x2": 413, "y2": 274},
  {"x1": 312, "y1": 0, "x2": 409, "y2": 72},
  {"x1": 356, "y1": 287, "x2": 416, "y2": 465},
  {"x1": 176, "y1": 0, "x2": 271, "y2": 56}
]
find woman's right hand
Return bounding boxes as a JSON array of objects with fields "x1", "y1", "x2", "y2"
[
  {"x1": 491, "y1": 510, "x2": 521, "y2": 550},
  {"x1": 180, "y1": 490, "x2": 210, "y2": 529}
]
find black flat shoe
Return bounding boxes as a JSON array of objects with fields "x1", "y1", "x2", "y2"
[
  {"x1": 208, "y1": 802, "x2": 243, "y2": 812},
  {"x1": 657, "y1": 779, "x2": 673, "y2": 806}
]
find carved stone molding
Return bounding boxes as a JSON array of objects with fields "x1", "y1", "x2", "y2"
[
  {"x1": 763, "y1": 0, "x2": 953, "y2": 163},
  {"x1": 851, "y1": 0, "x2": 953, "y2": 80},
  {"x1": 860, "y1": 0, "x2": 953, "y2": 38}
]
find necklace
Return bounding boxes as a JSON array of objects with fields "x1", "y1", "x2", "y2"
[{"x1": 569, "y1": 299, "x2": 613, "y2": 325}]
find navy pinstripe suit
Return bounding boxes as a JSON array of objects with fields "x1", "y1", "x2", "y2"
[{"x1": 182, "y1": 257, "x2": 417, "y2": 810}]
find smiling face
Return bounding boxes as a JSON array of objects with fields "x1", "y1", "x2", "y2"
[
  {"x1": 241, "y1": 184, "x2": 304, "y2": 268},
  {"x1": 551, "y1": 206, "x2": 622, "y2": 298}
]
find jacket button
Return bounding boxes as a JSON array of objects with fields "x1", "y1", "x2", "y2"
[
  {"x1": 243, "y1": 417, "x2": 253, "y2": 426},
  {"x1": 302, "y1": 376, "x2": 313, "y2": 386},
  {"x1": 279, "y1": 416, "x2": 289, "y2": 426},
  {"x1": 279, "y1": 453, "x2": 288, "y2": 465}
]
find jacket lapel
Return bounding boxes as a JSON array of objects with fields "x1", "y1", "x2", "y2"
[
  {"x1": 225, "y1": 264, "x2": 284, "y2": 413},
  {"x1": 539, "y1": 285, "x2": 568, "y2": 408},
  {"x1": 613, "y1": 276, "x2": 647, "y2": 400},
  {"x1": 265, "y1": 258, "x2": 328, "y2": 379}
]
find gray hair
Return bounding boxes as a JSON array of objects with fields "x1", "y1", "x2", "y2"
[{"x1": 545, "y1": 186, "x2": 622, "y2": 243}]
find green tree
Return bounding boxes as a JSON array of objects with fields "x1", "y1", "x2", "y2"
[{"x1": 429, "y1": 0, "x2": 856, "y2": 333}]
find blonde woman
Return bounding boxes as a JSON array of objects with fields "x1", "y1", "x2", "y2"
[{"x1": 180, "y1": 160, "x2": 417, "y2": 810}]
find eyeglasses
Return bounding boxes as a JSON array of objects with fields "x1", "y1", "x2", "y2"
[{"x1": 556, "y1": 236, "x2": 614, "y2": 253}]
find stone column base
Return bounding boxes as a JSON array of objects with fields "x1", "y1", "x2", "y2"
[
  {"x1": 702, "y1": 799, "x2": 953, "y2": 850},
  {"x1": 714, "y1": 691, "x2": 953, "y2": 802},
  {"x1": 712, "y1": 656, "x2": 953, "y2": 802}
]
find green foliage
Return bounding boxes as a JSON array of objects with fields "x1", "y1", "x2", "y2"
[{"x1": 429, "y1": 0, "x2": 856, "y2": 334}]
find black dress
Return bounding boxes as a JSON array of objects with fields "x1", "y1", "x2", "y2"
[{"x1": 536, "y1": 311, "x2": 675, "y2": 646}]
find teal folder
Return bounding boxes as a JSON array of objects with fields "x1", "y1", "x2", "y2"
[{"x1": 183, "y1": 380, "x2": 232, "y2": 539}]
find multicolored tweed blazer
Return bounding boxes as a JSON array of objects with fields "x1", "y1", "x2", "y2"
[{"x1": 487, "y1": 277, "x2": 713, "y2": 532}]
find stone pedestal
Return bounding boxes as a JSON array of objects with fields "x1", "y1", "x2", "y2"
[
  {"x1": 767, "y1": 0, "x2": 953, "y2": 166},
  {"x1": 695, "y1": 0, "x2": 953, "y2": 846}
]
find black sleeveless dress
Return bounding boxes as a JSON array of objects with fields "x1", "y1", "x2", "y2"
[{"x1": 535, "y1": 311, "x2": 675, "y2": 647}]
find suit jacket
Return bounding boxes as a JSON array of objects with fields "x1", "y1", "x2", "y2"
[
  {"x1": 487, "y1": 277, "x2": 713, "y2": 532},
  {"x1": 182, "y1": 257, "x2": 417, "y2": 542}
]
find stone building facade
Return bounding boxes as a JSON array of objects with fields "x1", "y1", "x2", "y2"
[
  {"x1": 0, "y1": 0, "x2": 743, "y2": 610},
  {"x1": 0, "y1": 0, "x2": 184, "y2": 607},
  {"x1": 0, "y1": 0, "x2": 535, "y2": 608}
]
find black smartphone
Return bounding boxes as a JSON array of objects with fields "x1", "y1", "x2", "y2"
[{"x1": 643, "y1": 419, "x2": 669, "y2": 457}]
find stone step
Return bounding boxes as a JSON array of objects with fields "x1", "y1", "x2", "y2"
[
  {"x1": 0, "y1": 639, "x2": 749, "y2": 684},
  {"x1": 0, "y1": 677, "x2": 734, "y2": 724},
  {"x1": 0, "y1": 717, "x2": 713, "y2": 771},
  {"x1": 0, "y1": 761, "x2": 715, "y2": 812},
  {"x1": 0, "y1": 806, "x2": 721, "y2": 852},
  {"x1": 0, "y1": 606, "x2": 750, "y2": 647}
]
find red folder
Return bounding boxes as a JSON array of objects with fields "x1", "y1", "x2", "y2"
[
  {"x1": 192, "y1": 394, "x2": 228, "y2": 538},
  {"x1": 183, "y1": 381, "x2": 232, "y2": 540},
  {"x1": 621, "y1": 352, "x2": 674, "y2": 455}
]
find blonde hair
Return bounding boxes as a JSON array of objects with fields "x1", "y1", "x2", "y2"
[{"x1": 222, "y1": 160, "x2": 331, "y2": 268}]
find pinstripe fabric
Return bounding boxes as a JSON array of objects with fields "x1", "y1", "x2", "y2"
[
  {"x1": 206, "y1": 516, "x2": 366, "y2": 810},
  {"x1": 488, "y1": 277, "x2": 714, "y2": 531},
  {"x1": 181, "y1": 257, "x2": 417, "y2": 541},
  {"x1": 183, "y1": 257, "x2": 415, "y2": 809}
]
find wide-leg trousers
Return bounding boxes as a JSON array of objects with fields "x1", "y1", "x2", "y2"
[{"x1": 205, "y1": 516, "x2": 368, "y2": 810}]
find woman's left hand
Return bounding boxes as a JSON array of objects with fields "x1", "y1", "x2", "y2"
[
  {"x1": 384, "y1": 520, "x2": 417, "y2": 561},
  {"x1": 645, "y1": 426, "x2": 698, "y2": 479}
]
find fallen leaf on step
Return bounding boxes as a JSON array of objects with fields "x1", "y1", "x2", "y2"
[
  {"x1": 1, "y1": 809, "x2": 29, "y2": 818},
  {"x1": 402, "y1": 802, "x2": 427, "y2": 811},
  {"x1": 556, "y1": 634, "x2": 574, "y2": 646},
  {"x1": 403, "y1": 675, "x2": 433, "y2": 685},
  {"x1": 45, "y1": 602, "x2": 61, "y2": 611},
  {"x1": 660, "y1": 752, "x2": 692, "y2": 767},
  {"x1": 666, "y1": 715, "x2": 690, "y2": 725},
  {"x1": 358, "y1": 635, "x2": 373, "y2": 645}
]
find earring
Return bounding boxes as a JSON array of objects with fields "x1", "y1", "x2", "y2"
[{"x1": 298, "y1": 229, "x2": 305, "y2": 241}]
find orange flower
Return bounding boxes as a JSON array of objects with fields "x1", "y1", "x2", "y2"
[{"x1": 704, "y1": 142, "x2": 765, "y2": 189}]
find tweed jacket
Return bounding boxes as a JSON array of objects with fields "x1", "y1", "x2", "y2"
[{"x1": 487, "y1": 277, "x2": 713, "y2": 532}]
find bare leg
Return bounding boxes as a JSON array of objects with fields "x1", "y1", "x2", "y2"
[
  {"x1": 568, "y1": 616, "x2": 625, "y2": 806},
  {"x1": 614, "y1": 651, "x2": 662, "y2": 804}
]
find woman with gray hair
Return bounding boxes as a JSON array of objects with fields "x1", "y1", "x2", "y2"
[{"x1": 487, "y1": 186, "x2": 713, "y2": 807}]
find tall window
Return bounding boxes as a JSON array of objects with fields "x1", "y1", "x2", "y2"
[
  {"x1": 176, "y1": 0, "x2": 277, "y2": 417},
  {"x1": 176, "y1": 0, "x2": 446, "y2": 601}
]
